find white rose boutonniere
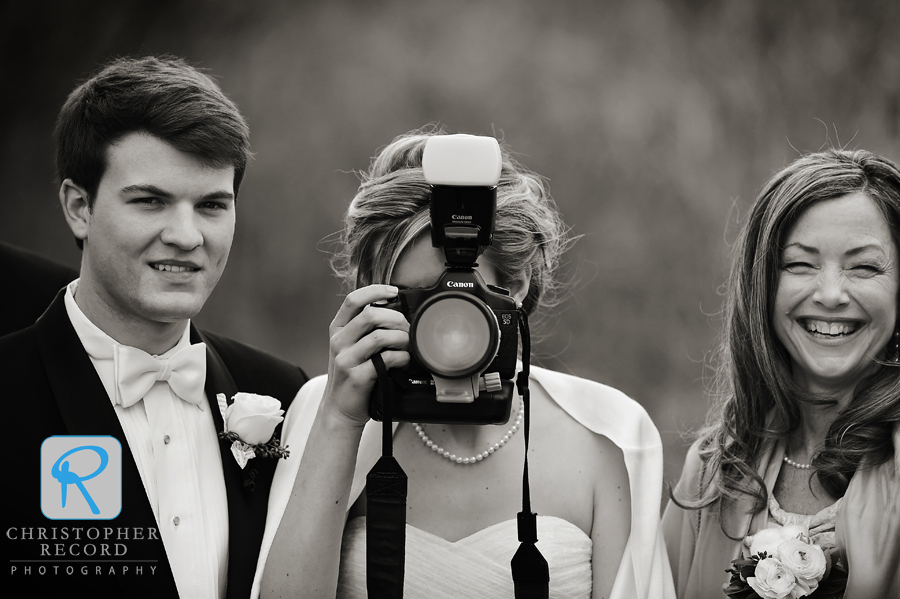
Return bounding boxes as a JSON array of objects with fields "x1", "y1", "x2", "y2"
[
  {"x1": 224, "y1": 392, "x2": 284, "y2": 445},
  {"x1": 216, "y1": 393, "x2": 289, "y2": 473}
]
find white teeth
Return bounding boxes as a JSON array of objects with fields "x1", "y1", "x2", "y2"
[
  {"x1": 803, "y1": 319, "x2": 856, "y2": 336},
  {"x1": 153, "y1": 264, "x2": 193, "y2": 273}
]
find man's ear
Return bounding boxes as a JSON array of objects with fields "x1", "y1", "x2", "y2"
[
  {"x1": 59, "y1": 179, "x2": 90, "y2": 242},
  {"x1": 506, "y1": 268, "x2": 532, "y2": 308}
]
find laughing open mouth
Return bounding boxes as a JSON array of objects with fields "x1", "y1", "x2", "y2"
[{"x1": 802, "y1": 318, "x2": 859, "y2": 337}]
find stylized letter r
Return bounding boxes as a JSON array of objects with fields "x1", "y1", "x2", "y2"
[{"x1": 51, "y1": 446, "x2": 109, "y2": 515}]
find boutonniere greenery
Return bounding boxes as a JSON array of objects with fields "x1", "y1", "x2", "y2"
[{"x1": 216, "y1": 393, "x2": 289, "y2": 487}]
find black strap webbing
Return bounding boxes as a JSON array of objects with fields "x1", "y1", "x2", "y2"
[
  {"x1": 511, "y1": 308, "x2": 550, "y2": 599},
  {"x1": 365, "y1": 309, "x2": 548, "y2": 598},
  {"x1": 366, "y1": 353, "x2": 407, "y2": 598}
]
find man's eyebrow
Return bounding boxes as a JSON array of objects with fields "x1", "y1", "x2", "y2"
[
  {"x1": 120, "y1": 184, "x2": 173, "y2": 198},
  {"x1": 119, "y1": 184, "x2": 234, "y2": 201}
]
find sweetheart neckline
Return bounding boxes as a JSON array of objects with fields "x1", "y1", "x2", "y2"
[{"x1": 345, "y1": 514, "x2": 591, "y2": 545}]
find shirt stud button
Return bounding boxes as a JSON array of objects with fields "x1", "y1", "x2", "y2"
[
  {"x1": 163, "y1": 435, "x2": 170, "y2": 444},
  {"x1": 173, "y1": 516, "x2": 180, "y2": 525}
]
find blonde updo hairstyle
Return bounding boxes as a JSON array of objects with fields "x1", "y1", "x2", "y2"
[{"x1": 332, "y1": 128, "x2": 569, "y2": 318}]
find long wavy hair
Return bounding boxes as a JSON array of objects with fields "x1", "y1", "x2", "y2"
[
  {"x1": 686, "y1": 149, "x2": 900, "y2": 528},
  {"x1": 331, "y1": 127, "x2": 571, "y2": 319}
]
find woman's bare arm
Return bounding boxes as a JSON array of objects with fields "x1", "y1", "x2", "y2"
[
  {"x1": 590, "y1": 439, "x2": 631, "y2": 599},
  {"x1": 260, "y1": 285, "x2": 409, "y2": 598}
]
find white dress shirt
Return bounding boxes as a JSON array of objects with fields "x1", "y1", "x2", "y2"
[{"x1": 64, "y1": 280, "x2": 229, "y2": 599}]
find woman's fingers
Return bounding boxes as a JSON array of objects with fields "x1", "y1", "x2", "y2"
[
  {"x1": 376, "y1": 349, "x2": 411, "y2": 371},
  {"x1": 332, "y1": 328, "x2": 410, "y2": 374},
  {"x1": 331, "y1": 304, "x2": 409, "y2": 354},
  {"x1": 335, "y1": 349, "x2": 411, "y2": 396},
  {"x1": 330, "y1": 285, "x2": 399, "y2": 330}
]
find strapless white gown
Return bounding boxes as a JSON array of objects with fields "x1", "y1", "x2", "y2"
[
  {"x1": 252, "y1": 367, "x2": 676, "y2": 599},
  {"x1": 336, "y1": 516, "x2": 592, "y2": 598}
]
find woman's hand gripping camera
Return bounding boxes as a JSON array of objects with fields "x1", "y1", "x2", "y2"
[{"x1": 322, "y1": 284, "x2": 410, "y2": 427}]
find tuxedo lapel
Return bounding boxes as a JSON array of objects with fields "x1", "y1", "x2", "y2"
[
  {"x1": 195, "y1": 326, "x2": 265, "y2": 599},
  {"x1": 34, "y1": 292, "x2": 124, "y2": 440},
  {"x1": 32, "y1": 292, "x2": 178, "y2": 597},
  {"x1": 194, "y1": 325, "x2": 238, "y2": 435}
]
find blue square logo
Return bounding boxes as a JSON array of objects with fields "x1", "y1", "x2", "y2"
[{"x1": 41, "y1": 436, "x2": 122, "y2": 520}]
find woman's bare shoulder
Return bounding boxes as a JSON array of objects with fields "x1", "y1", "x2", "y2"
[
  {"x1": 529, "y1": 380, "x2": 630, "y2": 531},
  {"x1": 529, "y1": 366, "x2": 660, "y2": 451}
]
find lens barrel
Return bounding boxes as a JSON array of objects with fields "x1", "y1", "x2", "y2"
[{"x1": 410, "y1": 291, "x2": 500, "y2": 378}]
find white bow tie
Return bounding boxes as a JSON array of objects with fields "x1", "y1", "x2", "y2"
[{"x1": 113, "y1": 343, "x2": 207, "y2": 408}]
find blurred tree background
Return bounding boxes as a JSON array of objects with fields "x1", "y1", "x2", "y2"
[{"x1": 3, "y1": 0, "x2": 900, "y2": 488}]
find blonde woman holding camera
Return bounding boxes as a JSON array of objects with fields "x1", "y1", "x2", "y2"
[{"x1": 254, "y1": 129, "x2": 674, "y2": 599}]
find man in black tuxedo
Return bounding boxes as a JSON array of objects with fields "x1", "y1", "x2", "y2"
[
  {"x1": 1, "y1": 56, "x2": 307, "y2": 598},
  {"x1": 0, "y1": 241, "x2": 78, "y2": 336}
]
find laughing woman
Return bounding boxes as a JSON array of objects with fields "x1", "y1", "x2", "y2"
[{"x1": 663, "y1": 149, "x2": 900, "y2": 598}]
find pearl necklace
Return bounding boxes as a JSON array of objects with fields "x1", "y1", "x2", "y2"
[
  {"x1": 412, "y1": 399, "x2": 524, "y2": 465},
  {"x1": 783, "y1": 454, "x2": 812, "y2": 470}
]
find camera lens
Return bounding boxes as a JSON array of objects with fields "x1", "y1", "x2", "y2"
[{"x1": 411, "y1": 293, "x2": 499, "y2": 378}]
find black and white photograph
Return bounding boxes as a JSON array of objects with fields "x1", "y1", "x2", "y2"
[{"x1": 2, "y1": 1, "x2": 899, "y2": 597}]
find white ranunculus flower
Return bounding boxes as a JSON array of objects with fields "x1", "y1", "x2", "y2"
[
  {"x1": 777, "y1": 538, "x2": 826, "y2": 589},
  {"x1": 748, "y1": 528, "x2": 786, "y2": 558},
  {"x1": 747, "y1": 557, "x2": 797, "y2": 599},
  {"x1": 780, "y1": 524, "x2": 811, "y2": 544},
  {"x1": 747, "y1": 524, "x2": 812, "y2": 557}
]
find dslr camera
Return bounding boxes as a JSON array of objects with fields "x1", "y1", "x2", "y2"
[{"x1": 369, "y1": 135, "x2": 519, "y2": 425}]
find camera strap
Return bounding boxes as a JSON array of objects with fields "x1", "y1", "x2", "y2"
[
  {"x1": 364, "y1": 310, "x2": 548, "y2": 598},
  {"x1": 510, "y1": 308, "x2": 550, "y2": 599},
  {"x1": 366, "y1": 353, "x2": 407, "y2": 598}
]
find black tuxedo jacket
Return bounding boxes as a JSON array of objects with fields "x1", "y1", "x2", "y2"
[
  {"x1": 0, "y1": 291, "x2": 307, "y2": 598},
  {"x1": 0, "y1": 241, "x2": 78, "y2": 337}
]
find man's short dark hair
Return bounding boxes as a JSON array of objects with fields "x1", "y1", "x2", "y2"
[{"x1": 55, "y1": 55, "x2": 252, "y2": 210}]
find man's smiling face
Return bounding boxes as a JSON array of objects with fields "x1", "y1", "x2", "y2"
[{"x1": 74, "y1": 131, "x2": 236, "y2": 329}]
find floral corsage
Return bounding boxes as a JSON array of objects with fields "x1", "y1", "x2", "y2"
[
  {"x1": 724, "y1": 525, "x2": 847, "y2": 599},
  {"x1": 216, "y1": 392, "x2": 289, "y2": 478}
]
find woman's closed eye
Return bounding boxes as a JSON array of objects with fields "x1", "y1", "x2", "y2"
[
  {"x1": 848, "y1": 263, "x2": 884, "y2": 276},
  {"x1": 782, "y1": 261, "x2": 816, "y2": 274}
]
